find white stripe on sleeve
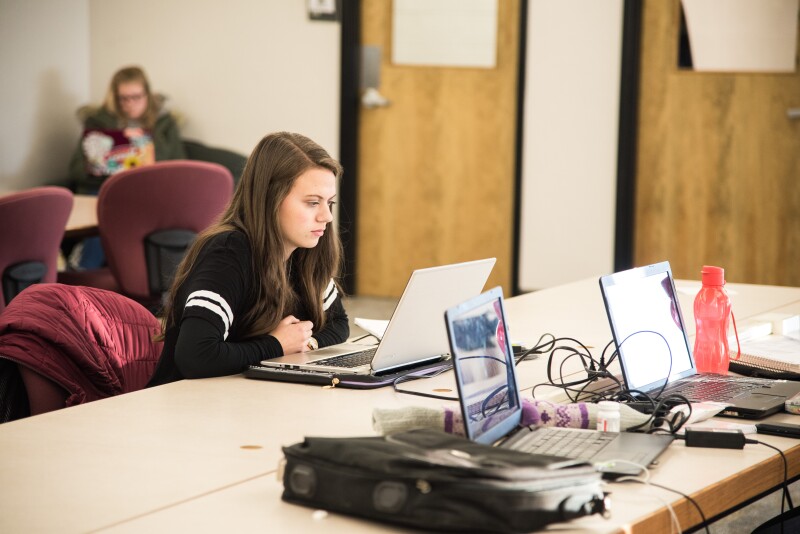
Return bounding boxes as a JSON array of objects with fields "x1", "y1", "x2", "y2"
[
  {"x1": 185, "y1": 291, "x2": 233, "y2": 340},
  {"x1": 322, "y1": 279, "x2": 338, "y2": 311},
  {"x1": 186, "y1": 290, "x2": 233, "y2": 323}
]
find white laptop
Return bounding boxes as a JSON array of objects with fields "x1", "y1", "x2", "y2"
[{"x1": 258, "y1": 258, "x2": 496, "y2": 376}]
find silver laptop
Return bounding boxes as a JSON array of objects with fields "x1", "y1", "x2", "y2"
[
  {"x1": 445, "y1": 287, "x2": 674, "y2": 478},
  {"x1": 599, "y1": 261, "x2": 800, "y2": 419},
  {"x1": 259, "y1": 258, "x2": 496, "y2": 375}
]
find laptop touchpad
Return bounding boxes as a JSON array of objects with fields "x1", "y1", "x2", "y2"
[{"x1": 737, "y1": 392, "x2": 784, "y2": 405}]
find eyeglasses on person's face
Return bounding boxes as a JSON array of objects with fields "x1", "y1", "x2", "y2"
[
  {"x1": 118, "y1": 92, "x2": 146, "y2": 103},
  {"x1": 116, "y1": 81, "x2": 148, "y2": 120}
]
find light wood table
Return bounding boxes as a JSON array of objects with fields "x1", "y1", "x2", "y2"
[
  {"x1": 64, "y1": 194, "x2": 98, "y2": 238},
  {"x1": 1, "y1": 278, "x2": 799, "y2": 532},
  {"x1": 0, "y1": 189, "x2": 97, "y2": 238}
]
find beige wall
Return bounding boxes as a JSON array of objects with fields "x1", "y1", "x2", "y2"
[
  {"x1": 0, "y1": 0, "x2": 90, "y2": 189},
  {"x1": 88, "y1": 0, "x2": 341, "y2": 159},
  {"x1": 0, "y1": 1, "x2": 341, "y2": 190}
]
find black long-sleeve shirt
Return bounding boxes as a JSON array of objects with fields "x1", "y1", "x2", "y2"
[{"x1": 147, "y1": 231, "x2": 349, "y2": 386}]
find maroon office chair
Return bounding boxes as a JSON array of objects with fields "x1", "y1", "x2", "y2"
[
  {"x1": 0, "y1": 283, "x2": 163, "y2": 420},
  {"x1": 0, "y1": 186, "x2": 73, "y2": 313},
  {"x1": 59, "y1": 161, "x2": 233, "y2": 309}
]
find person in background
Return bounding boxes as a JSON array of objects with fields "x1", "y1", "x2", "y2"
[
  {"x1": 67, "y1": 66, "x2": 186, "y2": 268},
  {"x1": 146, "y1": 132, "x2": 349, "y2": 386}
]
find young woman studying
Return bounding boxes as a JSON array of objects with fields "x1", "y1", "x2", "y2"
[
  {"x1": 67, "y1": 66, "x2": 186, "y2": 269},
  {"x1": 147, "y1": 132, "x2": 349, "y2": 386},
  {"x1": 68, "y1": 66, "x2": 185, "y2": 194}
]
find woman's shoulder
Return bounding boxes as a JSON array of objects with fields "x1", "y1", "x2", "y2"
[
  {"x1": 152, "y1": 94, "x2": 182, "y2": 127},
  {"x1": 77, "y1": 105, "x2": 116, "y2": 128},
  {"x1": 204, "y1": 229, "x2": 251, "y2": 255},
  {"x1": 154, "y1": 109, "x2": 181, "y2": 128},
  {"x1": 190, "y1": 230, "x2": 253, "y2": 281}
]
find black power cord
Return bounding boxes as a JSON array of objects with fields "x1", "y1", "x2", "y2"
[
  {"x1": 648, "y1": 481, "x2": 710, "y2": 534},
  {"x1": 673, "y1": 431, "x2": 793, "y2": 532},
  {"x1": 752, "y1": 439, "x2": 792, "y2": 521}
]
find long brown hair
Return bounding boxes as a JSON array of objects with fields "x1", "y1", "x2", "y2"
[
  {"x1": 102, "y1": 66, "x2": 160, "y2": 129},
  {"x1": 160, "y1": 132, "x2": 344, "y2": 339}
]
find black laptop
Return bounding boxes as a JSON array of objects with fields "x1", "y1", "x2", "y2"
[
  {"x1": 445, "y1": 287, "x2": 674, "y2": 478},
  {"x1": 599, "y1": 261, "x2": 800, "y2": 419}
]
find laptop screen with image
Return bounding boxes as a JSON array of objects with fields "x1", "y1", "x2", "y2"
[
  {"x1": 447, "y1": 286, "x2": 679, "y2": 473},
  {"x1": 599, "y1": 262, "x2": 696, "y2": 392},
  {"x1": 446, "y1": 287, "x2": 522, "y2": 444},
  {"x1": 82, "y1": 128, "x2": 155, "y2": 177}
]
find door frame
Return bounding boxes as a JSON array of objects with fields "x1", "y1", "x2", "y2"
[
  {"x1": 615, "y1": 0, "x2": 643, "y2": 273},
  {"x1": 338, "y1": 0, "x2": 361, "y2": 295},
  {"x1": 337, "y1": 0, "x2": 640, "y2": 295}
]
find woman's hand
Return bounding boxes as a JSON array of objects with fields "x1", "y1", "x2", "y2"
[{"x1": 271, "y1": 315, "x2": 314, "y2": 355}]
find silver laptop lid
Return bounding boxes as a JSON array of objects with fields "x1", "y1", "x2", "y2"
[
  {"x1": 446, "y1": 287, "x2": 522, "y2": 445},
  {"x1": 371, "y1": 257, "x2": 496, "y2": 372},
  {"x1": 599, "y1": 261, "x2": 696, "y2": 392}
]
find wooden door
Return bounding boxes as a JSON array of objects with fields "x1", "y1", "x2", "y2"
[
  {"x1": 635, "y1": 0, "x2": 800, "y2": 286},
  {"x1": 355, "y1": 1, "x2": 520, "y2": 297}
]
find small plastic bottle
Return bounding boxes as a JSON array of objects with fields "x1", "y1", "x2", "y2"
[
  {"x1": 596, "y1": 401, "x2": 621, "y2": 432},
  {"x1": 693, "y1": 266, "x2": 732, "y2": 375}
]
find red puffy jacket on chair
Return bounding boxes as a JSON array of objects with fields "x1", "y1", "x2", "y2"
[{"x1": 0, "y1": 283, "x2": 163, "y2": 416}]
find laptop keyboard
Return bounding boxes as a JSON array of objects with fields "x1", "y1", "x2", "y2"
[
  {"x1": 508, "y1": 427, "x2": 616, "y2": 461},
  {"x1": 309, "y1": 347, "x2": 377, "y2": 369},
  {"x1": 660, "y1": 375, "x2": 763, "y2": 402}
]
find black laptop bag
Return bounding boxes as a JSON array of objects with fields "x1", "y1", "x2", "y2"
[{"x1": 280, "y1": 428, "x2": 609, "y2": 533}]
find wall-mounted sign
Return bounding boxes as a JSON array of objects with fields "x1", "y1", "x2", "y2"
[
  {"x1": 682, "y1": 0, "x2": 798, "y2": 72},
  {"x1": 392, "y1": 0, "x2": 498, "y2": 68}
]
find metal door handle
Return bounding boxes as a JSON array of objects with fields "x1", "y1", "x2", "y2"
[{"x1": 362, "y1": 87, "x2": 390, "y2": 109}]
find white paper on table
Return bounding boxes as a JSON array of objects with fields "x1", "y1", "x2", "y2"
[{"x1": 354, "y1": 318, "x2": 389, "y2": 340}]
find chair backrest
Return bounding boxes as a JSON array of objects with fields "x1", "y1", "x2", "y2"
[
  {"x1": 182, "y1": 139, "x2": 247, "y2": 184},
  {"x1": 17, "y1": 365, "x2": 68, "y2": 416},
  {"x1": 0, "y1": 283, "x2": 164, "y2": 419},
  {"x1": 98, "y1": 160, "x2": 233, "y2": 300},
  {"x1": 0, "y1": 187, "x2": 73, "y2": 312}
]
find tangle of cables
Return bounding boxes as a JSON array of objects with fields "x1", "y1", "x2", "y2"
[
  {"x1": 391, "y1": 328, "x2": 694, "y2": 434},
  {"x1": 527, "y1": 331, "x2": 693, "y2": 435}
]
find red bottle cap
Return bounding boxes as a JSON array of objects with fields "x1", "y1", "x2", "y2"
[{"x1": 701, "y1": 265, "x2": 725, "y2": 286}]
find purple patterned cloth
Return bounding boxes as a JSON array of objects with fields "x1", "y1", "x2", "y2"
[
  {"x1": 443, "y1": 399, "x2": 591, "y2": 436},
  {"x1": 524, "y1": 399, "x2": 591, "y2": 428}
]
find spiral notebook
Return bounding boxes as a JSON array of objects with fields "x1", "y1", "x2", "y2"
[
  {"x1": 730, "y1": 334, "x2": 800, "y2": 378},
  {"x1": 728, "y1": 314, "x2": 800, "y2": 378}
]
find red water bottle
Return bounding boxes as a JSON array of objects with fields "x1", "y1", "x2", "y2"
[{"x1": 693, "y1": 266, "x2": 732, "y2": 374}]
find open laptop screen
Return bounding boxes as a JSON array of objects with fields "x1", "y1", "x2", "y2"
[
  {"x1": 82, "y1": 128, "x2": 155, "y2": 177},
  {"x1": 446, "y1": 287, "x2": 522, "y2": 444},
  {"x1": 599, "y1": 262, "x2": 695, "y2": 392}
]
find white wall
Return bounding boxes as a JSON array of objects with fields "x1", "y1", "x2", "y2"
[
  {"x1": 0, "y1": 0, "x2": 90, "y2": 189},
  {"x1": 518, "y1": 0, "x2": 623, "y2": 290},
  {"x1": 0, "y1": 1, "x2": 340, "y2": 191},
  {"x1": 89, "y1": 0, "x2": 341, "y2": 159}
]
